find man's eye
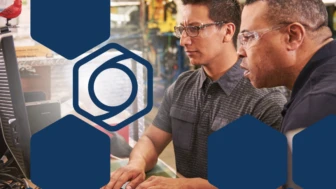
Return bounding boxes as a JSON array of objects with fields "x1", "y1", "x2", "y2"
[
  {"x1": 242, "y1": 33, "x2": 255, "y2": 41},
  {"x1": 241, "y1": 35, "x2": 250, "y2": 41},
  {"x1": 188, "y1": 26, "x2": 199, "y2": 33}
]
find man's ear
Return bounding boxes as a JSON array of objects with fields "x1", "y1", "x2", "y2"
[
  {"x1": 222, "y1": 23, "x2": 236, "y2": 43},
  {"x1": 285, "y1": 23, "x2": 305, "y2": 51}
]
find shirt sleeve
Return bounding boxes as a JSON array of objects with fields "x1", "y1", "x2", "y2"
[
  {"x1": 252, "y1": 91, "x2": 288, "y2": 131},
  {"x1": 283, "y1": 93, "x2": 336, "y2": 133},
  {"x1": 152, "y1": 82, "x2": 175, "y2": 133}
]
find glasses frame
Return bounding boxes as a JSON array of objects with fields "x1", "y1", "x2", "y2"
[
  {"x1": 174, "y1": 21, "x2": 226, "y2": 38},
  {"x1": 238, "y1": 25, "x2": 286, "y2": 50}
]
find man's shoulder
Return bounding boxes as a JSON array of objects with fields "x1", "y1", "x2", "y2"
[
  {"x1": 310, "y1": 56, "x2": 336, "y2": 93},
  {"x1": 237, "y1": 77, "x2": 289, "y2": 102},
  {"x1": 172, "y1": 69, "x2": 201, "y2": 89},
  {"x1": 175, "y1": 69, "x2": 200, "y2": 82}
]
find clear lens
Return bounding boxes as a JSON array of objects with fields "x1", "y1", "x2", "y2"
[
  {"x1": 174, "y1": 22, "x2": 225, "y2": 38},
  {"x1": 186, "y1": 26, "x2": 199, "y2": 37},
  {"x1": 238, "y1": 31, "x2": 259, "y2": 49},
  {"x1": 174, "y1": 26, "x2": 182, "y2": 38}
]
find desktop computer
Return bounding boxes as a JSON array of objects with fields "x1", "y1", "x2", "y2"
[{"x1": 0, "y1": 27, "x2": 36, "y2": 188}]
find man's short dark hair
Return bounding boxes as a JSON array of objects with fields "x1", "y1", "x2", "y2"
[
  {"x1": 182, "y1": 0, "x2": 242, "y2": 48},
  {"x1": 245, "y1": 0, "x2": 329, "y2": 32}
]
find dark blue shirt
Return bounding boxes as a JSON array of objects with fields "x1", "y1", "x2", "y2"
[{"x1": 281, "y1": 40, "x2": 336, "y2": 133}]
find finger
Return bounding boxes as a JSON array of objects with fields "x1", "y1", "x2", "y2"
[
  {"x1": 135, "y1": 178, "x2": 156, "y2": 189},
  {"x1": 106, "y1": 169, "x2": 124, "y2": 189},
  {"x1": 105, "y1": 169, "x2": 128, "y2": 189},
  {"x1": 135, "y1": 180, "x2": 147, "y2": 189},
  {"x1": 126, "y1": 173, "x2": 145, "y2": 189},
  {"x1": 104, "y1": 179, "x2": 115, "y2": 189},
  {"x1": 146, "y1": 176, "x2": 156, "y2": 181},
  {"x1": 113, "y1": 172, "x2": 132, "y2": 189}
]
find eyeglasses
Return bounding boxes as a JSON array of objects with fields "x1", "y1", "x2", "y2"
[
  {"x1": 238, "y1": 25, "x2": 286, "y2": 50},
  {"x1": 174, "y1": 21, "x2": 225, "y2": 38}
]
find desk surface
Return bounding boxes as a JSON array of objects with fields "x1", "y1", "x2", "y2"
[{"x1": 111, "y1": 159, "x2": 178, "y2": 179}]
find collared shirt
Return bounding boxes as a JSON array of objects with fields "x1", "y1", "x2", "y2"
[
  {"x1": 281, "y1": 40, "x2": 336, "y2": 133},
  {"x1": 153, "y1": 60, "x2": 287, "y2": 179}
]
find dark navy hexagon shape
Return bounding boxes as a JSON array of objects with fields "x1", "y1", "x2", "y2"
[
  {"x1": 30, "y1": 115, "x2": 110, "y2": 189},
  {"x1": 208, "y1": 115, "x2": 288, "y2": 189},
  {"x1": 292, "y1": 115, "x2": 336, "y2": 189},
  {"x1": 73, "y1": 43, "x2": 153, "y2": 132},
  {"x1": 31, "y1": 0, "x2": 110, "y2": 60}
]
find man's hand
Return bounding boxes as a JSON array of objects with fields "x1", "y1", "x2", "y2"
[
  {"x1": 135, "y1": 176, "x2": 217, "y2": 189},
  {"x1": 102, "y1": 164, "x2": 146, "y2": 189},
  {"x1": 102, "y1": 125, "x2": 173, "y2": 189}
]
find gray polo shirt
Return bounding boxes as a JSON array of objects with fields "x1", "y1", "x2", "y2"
[{"x1": 153, "y1": 60, "x2": 287, "y2": 179}]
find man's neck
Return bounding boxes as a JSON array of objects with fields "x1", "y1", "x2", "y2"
[{"x1": 202, "y1": 47, "x2": 238, "y2": 81}]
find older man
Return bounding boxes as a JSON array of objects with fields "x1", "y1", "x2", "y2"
[{"x1": 238, "y1": 0, "x2": 336, "y2": 188}]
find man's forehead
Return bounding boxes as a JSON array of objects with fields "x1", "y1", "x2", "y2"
[
  {"x1": 179, "y1": 21, "x2": 202, "y2": 26},
  {"x1": 180, "y1": 4, "x2": 212, "y2": 25},
  {"x1": 240, "y1": 1, "x2": 270, "y2": 31}
]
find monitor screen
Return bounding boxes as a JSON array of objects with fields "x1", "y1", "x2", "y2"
[{"x1": 0, "y1": 28, "x2": 31, "y2": 179}]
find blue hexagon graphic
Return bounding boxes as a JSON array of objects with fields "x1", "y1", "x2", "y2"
[
  {"x1": 31, "y1": 0, "x2": 110, "y2": 60},
  {"x1": 73, "y1": 43, "x2": 153, "y2": 132},
  {"x1": 292, "y1": 115, "x2": 336, "y2": 189},
  {"x1": 208, "y1": 115, "x2": 287, "y2": 189},
  {"x1": 30, "y1": 115, "x2": 110, "y2": 189}
]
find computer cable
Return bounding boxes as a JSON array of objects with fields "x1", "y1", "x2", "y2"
[
  {"x1": 0, "y1": 165, "x2": 27, "y2": 189},
  {"x1": 0, "y1": 179, "x2": 13, "y2": 189},
  {"x1": 10, "y1": 180, "x2": 26, "y2": 189},
  {"x1": 0, "y1": 177, "x2": 26, "y2": 189},
  {"x1": 0, "y1": 149, "x2": 10, "y2": 168},
  {"x1": 0, "y1": 151, "x2": 28, "y2": 189},
  {"x1": 0, "y1": 167, "x2": 20, "y2": 173},
  {"x1": 0, "y1": 151, "x2": 14, "y2": 171},
  {"x1": 1, "y1": 158, "x2": 14, "y2": 170},
  {"x1": 0, "y1": 173, "x2": 24, "y2": 183}
]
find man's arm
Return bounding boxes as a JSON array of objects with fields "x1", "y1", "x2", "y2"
[
  {"x1": 128, "y1": 125, "x2": 172, "y2": 172},
  {"x1": 104, "y1": 125, "x2": 172, "y2": 189},
  {"x1": 132, "y1": 81, "x2": 176, "y2": 172},
  {"x1": 104, "y1": 84, "x2": 176, "y2": 189}
]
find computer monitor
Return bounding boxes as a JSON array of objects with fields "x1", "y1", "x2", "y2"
[{"x1": 0, "y1": 27, "x2": 32, "y2": 179}]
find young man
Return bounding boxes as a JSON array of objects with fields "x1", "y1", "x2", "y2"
[
  {"x1": 238, "y1": 0, "x2": 336, "y2": 187},
  {"x1": 103, "y1": 0, "x2": 286, "y2": 188}
]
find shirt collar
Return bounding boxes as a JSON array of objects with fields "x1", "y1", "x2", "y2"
[
  {"x1": 291, "y1": 40, "x2": 336, "y2": 99},
  {"x1": 282, "y1": 40, "x2": 336, "y2": 118},
  {"x1": 198, "y1": 59, "x2": 244, "y2": 95}
]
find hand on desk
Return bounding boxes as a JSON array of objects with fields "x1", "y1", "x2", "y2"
[
  {"x1": 102, "y1": 158, "x2": 217, "y2": 189},
  {"x1": 102, "y1": 164, "x2": 145, "y2": 189}
]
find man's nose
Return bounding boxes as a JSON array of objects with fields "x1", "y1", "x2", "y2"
[
  {"x1": 180, "y1": 31, "x2": 192, "y2": 47},
  {"x1": 237, "y1": 44, "x2": 247, "y2": 59}
]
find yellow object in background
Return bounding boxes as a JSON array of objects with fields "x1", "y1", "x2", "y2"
[{"x1": 147, "y1": 0, "x2": 177, "y2": 33}]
